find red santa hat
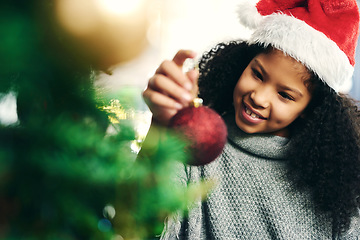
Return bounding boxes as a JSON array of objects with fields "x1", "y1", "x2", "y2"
[{"x1": 237, "y1": 0, "x2": 360, "y2": 93}]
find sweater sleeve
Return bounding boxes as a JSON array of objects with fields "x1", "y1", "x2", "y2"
[
  {"x1": 160, "y1": 163, "x2": 208, "y2": 240},
  {"x1": 160, "y1": 162, "x2": 189, "y2": 240}
]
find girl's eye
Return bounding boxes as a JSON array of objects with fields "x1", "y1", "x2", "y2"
[
  {"x1": 279, "y1": 92, "x2": 295, "y2": 101},
  {"x1": 252, "y1": 69, "x2": 263, "y2": 80}
]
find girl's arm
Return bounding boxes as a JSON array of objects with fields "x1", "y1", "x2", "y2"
[{"x1": 139, "y1": 50, "x2": 199, "y2": 158}]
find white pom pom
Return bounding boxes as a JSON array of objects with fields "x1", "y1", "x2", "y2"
[{"x1": 237, "y1": 1, "x2": 264, "y2": 29}]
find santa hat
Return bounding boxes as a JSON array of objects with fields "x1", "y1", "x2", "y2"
[{"x1": 237, "y1": 0, "x2": 360, "y2": 93}]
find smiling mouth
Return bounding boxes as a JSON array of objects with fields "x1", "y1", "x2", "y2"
[{"x1": 244, "y1": 104, "x2": 267, "y2": 120}]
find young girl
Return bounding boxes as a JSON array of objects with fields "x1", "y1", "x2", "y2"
[{"x1": 142, "y1": 0, "x2": 360, "y2": 239}]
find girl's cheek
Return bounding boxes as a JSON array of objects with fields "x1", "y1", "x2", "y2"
[
  {"x1": 234, "y1": 81, "x2": 247, "y2": 102},
  {"x1": 273, "y1": 106, "x2": 299, "y2": 125},
  {"x1": 237, "y1": 77, "x2": 255, "y2": 94}
]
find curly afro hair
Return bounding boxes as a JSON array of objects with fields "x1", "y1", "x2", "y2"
[
  {"x1": 198, "y1": 41, "x2": 266, "y2": 114},
  {"x1": 197, "y1": 41, "x2": 360, "y2": 236},
  {"x1": 288, "y1": 81, "x2": 360, "y2": 236}
]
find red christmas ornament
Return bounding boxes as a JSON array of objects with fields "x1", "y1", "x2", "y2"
[{"x1": 169, "y1": 98, "x2": 227, "y2": 166}]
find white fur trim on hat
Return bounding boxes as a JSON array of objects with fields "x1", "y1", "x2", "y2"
[{"x1": 247, "y1": 14, "x2": 354, "y2": 93}]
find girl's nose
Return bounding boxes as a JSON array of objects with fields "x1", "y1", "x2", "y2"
[{"x1": 250, "y1": 88, "x2": 270, "y2": 109}]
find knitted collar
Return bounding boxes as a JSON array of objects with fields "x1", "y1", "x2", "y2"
[{"x1": 224, "y1": 113, "x2": 291, "y2": 160}]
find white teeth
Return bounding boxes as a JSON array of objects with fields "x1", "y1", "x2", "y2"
[
  {"x1": 251, "y1": 113, "x2": 258, "y2": 118},
  {"x1": 245, "y1": 106, "x2": 261, "y2": 119}
]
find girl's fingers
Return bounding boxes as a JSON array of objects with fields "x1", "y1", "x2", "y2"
[
  {"x1": 172, "y1": 50, "x2": 197, "y2": 67},
  {"x1": 149, "y1": 74, "x2": 193, "y2": 105},
  {"x1": 143, "y1": 88, "x2": 182, "y2": 125},
  {"x1": 173, "y1": 50, "x2": 197, "y2": 92},
  {"x1": 186, "y1": 68, "x2": 199, "y2": 97},
  {"x1": 155, "y1": 60, "x2": 193, "y2": 92},
  {"x1": 144, "y1": 90, "x2": 196, "y2": 126},
  {"x1": 155, "y1": 50, "x2": 197, "y2": 91},
  {"x1": 143, "y1": 49, "x2": 198, "y2": 125},
  {"x1": 143, "y1": 88, "x2": 182, "y2": 110}
]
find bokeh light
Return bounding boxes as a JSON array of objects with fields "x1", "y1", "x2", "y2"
[
  {"x1": 0, "y1": 92, "x2": 18, "y2": 126},
  {"x1": 103, "y1": 204, "x2": 116, "y2": 219},
  {"x1": 98, "y1": 218, "x2": 112, "y2": 232}
]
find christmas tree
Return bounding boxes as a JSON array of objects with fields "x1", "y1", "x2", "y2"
[{"x1": 0, "y1": 1, "x2": 208, "y2": 239}]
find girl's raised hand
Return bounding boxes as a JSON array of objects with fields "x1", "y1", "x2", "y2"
[{"x1": 143, "y1": 50, "x2": 199, "y2": 126}]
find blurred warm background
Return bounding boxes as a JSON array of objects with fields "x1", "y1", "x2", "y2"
[
  {"x1": 1, "y1": 0, "x2": 359, "y2": 127},
  {"x1": 0, "y1": 1, "x2": 252, "y2": 239},
  {"x1": 57, "y1": 0, "x2": 256, "y2": 150}
]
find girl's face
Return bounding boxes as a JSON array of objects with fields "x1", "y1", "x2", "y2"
[{"x1": 233, "y1": 49, "x2": 312, "y2": 137}]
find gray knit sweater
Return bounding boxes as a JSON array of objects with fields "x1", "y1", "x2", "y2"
[{"x1": 161, "y1": 114, "x2": 360, "y2": 240}]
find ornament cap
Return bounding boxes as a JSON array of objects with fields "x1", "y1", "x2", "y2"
[{"x1": 190, "y1": 98, "x2": 203, "y2": 108}]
